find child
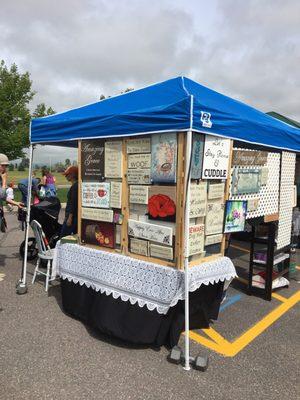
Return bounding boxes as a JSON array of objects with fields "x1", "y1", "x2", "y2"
[{"x1": 6, "y1": 182, "x2": 14, "y2": 212}]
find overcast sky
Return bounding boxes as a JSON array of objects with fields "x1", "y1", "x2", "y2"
[{"x1": 1, "y1": 0, "x2": 299, "y2": 163}]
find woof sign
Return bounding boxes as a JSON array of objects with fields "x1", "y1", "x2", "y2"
[{"x1": 202, "y1": 136, "x2": 231, "y2": 180}]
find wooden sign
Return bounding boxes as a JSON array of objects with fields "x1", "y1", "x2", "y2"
[
  {"x1": 81, "y1": 220, "x2": 115, "y2": 248},
  {"x1": 104, "y1": 140, "x2": 123, "y2": 178},
  {"x1": 81, "y1": 139, "x2": 105, "y2": 181},
  {"x1": 232, "y1": 150, "x2": 268, "y2": 166},
  {"x1": 247, "y1": 198, "x2": 259, "y2": 212},
  {"x1": 115, "y1": 224, "x2": 121, "y2": 244},
  {"x1": 264, "y1": 213, "x2": 279, "y2": 223},
  {"x1": 128, "y1": 219, "x2": 173, "y2": 246},
  {"x1": 189, "y1": 182, "x2": 207, "y2": 218},
  {"x1": 148, "y1": 185, "x2": 176, "y2": 222},
  {"x1": 110, "y1": 181, "x2": 122, "y2": 208},
  {"x1": 205, "y1": 202, "x2": 224, "y2": 235},
  {"x1": 130, "y1": 238, "x2": 149, "y2": 256},
  {"x1": 208, "y1": 183, "x2": 225, "y2": 199},
  {"x1": 150, "y1": 243, "x2": 173, "y2": 260},
  {"x1": 205, "y1": 234, "x2": 223, "y2": 246},
  {"x1": 129, "y1": 185, "x2": 149, "y2": 204},
  {"x1": 127, "y1": 138, "x2": 151, "y2": 154},
  {"x1": 151, "y1": 133, "x2": 177, "y2": 183},
  {"x1": 82, "y1": 207, "x2": 113, "y2": 222},
  {"x1": 232, "y1": 168, "x2": 261, "y2": 195},
  {"x1": 202, "y1": 136, "x2": 231, "y2": 179},
  {"x1": 127, "y1": 169, "x2": 151, "y2": 184},
  {"x1": 189, "y1": 224, "x2": 205, "y2": 256},
  {"x1": 191, "y1": 134, "x2": 204, "y2": 179},
  {"x1": 82, "y1": 182, "x2": 110, "y2": 208},
  {"x1": 128, "y1": 154, "x2": 151, "y2": 169}
]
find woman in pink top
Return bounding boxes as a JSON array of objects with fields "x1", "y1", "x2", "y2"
[{"x1": 41, "y1": 168, "x2": 57, "y2": 197}]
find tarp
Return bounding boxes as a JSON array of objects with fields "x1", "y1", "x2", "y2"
[{"x1": 31, "y1": 76, "x2": 300, "y2": 152}]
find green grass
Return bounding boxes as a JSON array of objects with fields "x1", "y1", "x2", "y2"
[
  {"x1": 13, "y1": 187, "x2": 69, "y2": 203},
  {"x1": 7, "y1": 169, "x2": 67, "y2": 186}
]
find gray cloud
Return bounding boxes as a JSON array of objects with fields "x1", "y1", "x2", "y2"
[{"x1": 1, "y1": 0, "x2": 299, "y2": 163}]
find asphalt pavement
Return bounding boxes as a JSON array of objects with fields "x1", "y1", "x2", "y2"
[{"x1": 0, "y1": 211, "x2": 299, "y2": 400}]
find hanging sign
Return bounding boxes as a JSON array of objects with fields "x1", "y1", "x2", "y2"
[
  {"x1": 151, "y1": 133, "x2": 177, "y2": 183},
  {"x1": 189, "y1": 224, "x2": 205, "y2": 256},
  {"x1": 189, "y1": 182, "x2": 207, "y2": 218},
  {"x1": 82, "y1": 182, "x2": 110, "y2": 208},
  {"x1": 81, "y1": 220, "x2": 115, "y2": 248},
  {"x1": 110, "y1": 181, "x2": 122, "y2": 208},
  {"x1": 81, "y1": 139, "x2": 105, "y2": 181},
  {"x1": 191, "y1": 134, "x2": 204, "y2": 179},
  {"x1": 130, "y1": 238, "x2": 149, "y2": 256},
  {"x1": 202, "y1": 136, "x2": 231, "y2": 179},
  {"x1": 205, "y1": 202, "x2": 224, "y2": 235},
  {"x1": 128, "y1": 153, "x2": 151, "y2": 169},
  {"x1": 150, "y1": 243, "x2": 173, "y2": 260},
  {"x1": 205, "y1": 234, "x2": 223, "y2": 246},
  {"x1": 232, "y1": 150, "x2": 268, "y2": 166},
  {"x1": 208, "y1": 183, "x2": 225, "y2": 199},
  {"x1": 231, "y1": 168, "x2": 261, "y2": 195},
  {"x1": 128, "y1": 219, "x2": 173, "y2": 246},
  {"x1": 127, "y1": 138, "x2": 151, "y2": 154},
  {"x1": 105, "y1": 141, "x2": 123, "y2": 178},
  {"x1": 82, "y1": 207, "x2": 113, "y2": 223}
]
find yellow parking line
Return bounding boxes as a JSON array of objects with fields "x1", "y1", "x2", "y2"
[
  {"x1": 189, "y1": 290, "x2": 300, "y2": 357},
  {"x1": 272, "y1": 292, "x2": 288, "y2": 302}
]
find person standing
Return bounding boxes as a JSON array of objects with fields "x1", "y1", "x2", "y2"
[
  {"x1": 41, "y1": 167, "x2": 56, "y2": 197},
  {"x1": 18, "y1": 173, "x2": 41, "y2": 205},
  {"x1": 6, "y1": 182, "x2": 14, "y2": 212},
  {"x1": 0, "y1": 153, "x2": 8, "y2": 190},
  {"x1": 61, "y1": 166, "x2": 78, "y2": 238}
]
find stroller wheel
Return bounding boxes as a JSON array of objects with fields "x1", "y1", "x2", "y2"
[{"x1": 19, "y1": 237, "x2": 38, "y2": 260}]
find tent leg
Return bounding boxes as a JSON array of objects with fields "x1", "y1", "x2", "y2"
[
  {"x1": 16, "y1": 144, "x2": 34, "y2": 295},
  {"x1": 183, "y1": 129, "x2": 192, "y2": 371}
]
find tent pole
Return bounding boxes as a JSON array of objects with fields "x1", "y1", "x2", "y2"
[
  {"x1": 183, "y1": 129, "x2": 192, "y2": 370},
  {"x1": 17, "y1": 144, "x2": 34, "y2": 294}
]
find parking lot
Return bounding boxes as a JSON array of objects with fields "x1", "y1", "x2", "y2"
[{"x1": 0, "y1": 211, "x2": 299, "y2": 400}]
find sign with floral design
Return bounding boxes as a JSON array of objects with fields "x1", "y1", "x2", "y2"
[
  {"x1": 224, "y1": 200, "x2": 247, "y2": 233},
  {"x1": 150, "y1": 133, "x2": 177, "y2": 183}
]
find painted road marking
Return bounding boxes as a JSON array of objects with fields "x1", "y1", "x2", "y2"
[
  {"x1": 189, "y1": 290, "x2": 300, "y2": 357},
  {"x1": 220, "y1": 294, "x2": 242, "y2": 312}
]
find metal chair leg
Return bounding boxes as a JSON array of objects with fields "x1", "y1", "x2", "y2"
[
  {"x1": 45, "y1": 260, "x2": 51, "y2": 292},
  {"x1": 32, "y1": 258, "x2": 40, "y2": 284}
]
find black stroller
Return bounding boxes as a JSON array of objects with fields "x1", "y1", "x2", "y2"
[{"x1": 19, "y1": 197, "x2": 62, "y2": 260}]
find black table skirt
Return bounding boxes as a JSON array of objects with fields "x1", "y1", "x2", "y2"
[{"x1": 61, "y1": 279, "x2": 224, "y2": 348}]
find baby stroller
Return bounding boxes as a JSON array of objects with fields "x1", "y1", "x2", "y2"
[{"x1": 19, "y1": 197, "x2": 62, "y2": 260}]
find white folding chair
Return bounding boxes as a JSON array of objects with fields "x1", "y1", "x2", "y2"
[{"x1": 31, "y1": 220, "x2": 55, "y2": 292}]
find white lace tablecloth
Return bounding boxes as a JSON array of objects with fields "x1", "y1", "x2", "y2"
[{"x1": 53, "y1": 243, "x2": 237, "y2": 314}]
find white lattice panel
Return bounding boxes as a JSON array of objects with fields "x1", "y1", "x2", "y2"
[
  {"x1": 229, "y1": 149, "x2": 280, "y2": 219},
  {"x1": 277, "y1": 151, "x2": 296, "y2": 249}
]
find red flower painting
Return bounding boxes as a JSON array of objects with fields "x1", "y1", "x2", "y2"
[{"x1": 148, "y1": 194, "x2": 176, "y2": 219}]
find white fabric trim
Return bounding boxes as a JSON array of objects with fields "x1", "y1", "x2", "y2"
[{"x1": 54, "y1": 243, "x2": 237, "y2": 314}]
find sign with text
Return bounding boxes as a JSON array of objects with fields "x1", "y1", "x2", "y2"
[
  {"x1": 127, "y1": 138, "x2": 151, "y2": 154},
  {"x1": 128, "y1": 219, "x2": 173, "y2": 246},
  {"x1": 130, "y1": 238, "x2": 149, "y2": 256},
  {"x1": 129, "y1": 185, "x2": 149, "y2": 204},
  {"x1": 205, "y1": 233, "x2": 223, "y2": 246},
  {"x1": 81, "y1": 139, "x2": 105, "y2": 181},
  {"x1": 191, "y1": 133, "x2": 204, "y2": 179},
  {"x1": 105, "y1": 141, "x2": 123, "y2": 178},
  {"x1": 127, "y1": 169, "x2": 151, "y2": 185},
  {"x1": 82, "y1": 207, "x2": 113, "y2": 223},
  {"x1": 82, "y1": 182, "x2": 110, "y2": 208},
  {"x1": 205, "y1": 202, "x2": 224, "y2": 235},
  {"x1": 150, "y1": 243, "x2": 173, "y2": 260},
  {"x1": 202, "y1": 136, "x2": 231, "y2": 179},
  {"x1": 128, "y1": 153, "x2": 151, "y2": 169},
  {"x1": 189, "y1": 182, "x2": 207, "y2": 218},
  {"x1": 151, "y1": 133, "x2": 177, "y2": 183},
  {"x1": 189, "y1": 224, "x2": 205, "y2": 256},
  {"x1": 232, "y1": 150, "x2": 268, "y2": 166},
  {"x1": 208, "y1": 182, "x2": 225, "y2": 199},
  {"x1": 110, "y1": 181, "x2": 122, "y2": 209}
]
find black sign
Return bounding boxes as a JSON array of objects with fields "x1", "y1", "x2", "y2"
[{"x1": 81, "y1": 139, "x2": 105, "y2": 181}]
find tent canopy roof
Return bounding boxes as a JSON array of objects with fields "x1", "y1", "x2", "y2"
[{"x1": 31, "y1": 76, "x2": 300, "y2": 152}]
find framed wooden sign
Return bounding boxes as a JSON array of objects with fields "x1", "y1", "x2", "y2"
[
  {"x1": 150, "y1": 243, "x2": 173, "y2": 260},
  {"x1": 127, "y1": 138, "x2": 151, "y2": 154},
  {"x1": 231, "y1": 168, "x2": 261, "y2": 195},
  {"x1": 128, "y1": 219, "x2": 173, "y2": 246},
  {"x1": 81, "y1": 219, "x2": 115, "y2": 248},
  {"x1": 202, "y1": 136, "x2": 231, "y2": 179},
  {"x1": 205, "y1": 234, "x2": 223, "y2": 246},
  {"x1": 110, "y1": 181, "x2": 122, "y2": 208},
  {"x1": 205, "y1": 202, "x2": 224, "y2": 235},
  {"x1": 127, "y1": 169, "x2": 151, "y2": 185},
  {"x1": 208, "y1": 183, "x2": 225, "y2": 199},
  {"x1": 129, "y1": 185, "x2": 149, "y2": 204},
  {"x1": 105, "y1": 140, "x2": 123, "y2": 178},
  {"x1": 260, "y1": 167, "x2": 269, "y2": 185},
  {"x1": 128, "y1": 154, "x2": 151, "y2": 169},
  {"x1": 189, "y1": 182, "x2": 207, "y2": 218},
  {"x1": 82, "y1": 182, "x2": 110, "y2": 208},
  {"x1": 189, "y1": 224, "x2": 205, "y2": 256},
  {"x1": 191, "y1": 133, "x2": 204, "y2": 179},
  {"x1": 81, "y1": 139, "x2": 105, "y2": 181},
  {"x1": 151, "y1": 133, "x2": 177, "y2": 183},
  {"x1": 82, "y1": 207, "x2": 113, "y2": 223},
  {"x1": 232, "y1": 150, "x2": 268, "y2": 166}
]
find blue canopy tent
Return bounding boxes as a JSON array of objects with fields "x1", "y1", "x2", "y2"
[
  {"x1": 21, "y1": 77, "x2": 300, "y2": 370},
  {"x1": 30, "y1": 76, "x2": 300, "y2": 151}
]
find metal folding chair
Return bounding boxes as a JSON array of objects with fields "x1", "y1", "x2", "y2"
[{"x1": 31, "y1": 220, "x2": 55, "y2": 291}]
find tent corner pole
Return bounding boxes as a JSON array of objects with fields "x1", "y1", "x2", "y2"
[
  {"x1": 183, "y1": 129, "x2": 192, "y2": 371},
  {"x1": 17, "y1": 144, "x2": 34, "y2": 295}
]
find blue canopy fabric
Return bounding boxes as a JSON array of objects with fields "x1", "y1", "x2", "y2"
[{"x1": 31, "y1": 77, "x2": 300, "y2": 152}]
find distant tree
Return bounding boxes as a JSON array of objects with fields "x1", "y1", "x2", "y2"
[
  {"x1": 99, "y1": 87, "x2": 134, "y2": 101},
  {"x1": 32, "y1": 103, "x2": 55, "y2": 118},
  {"x1": 18, "y1": 164, "x2": 25, "y2": 171},
  {"x1": 20, "y1": 158, "x2": 29, "y2": 168},
  {"x1": 65, "y1": 158, "x2": 71, "y2": 167},
  {"x1": 8, "y1": 163, "x2": 14, "y2": 171}
]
